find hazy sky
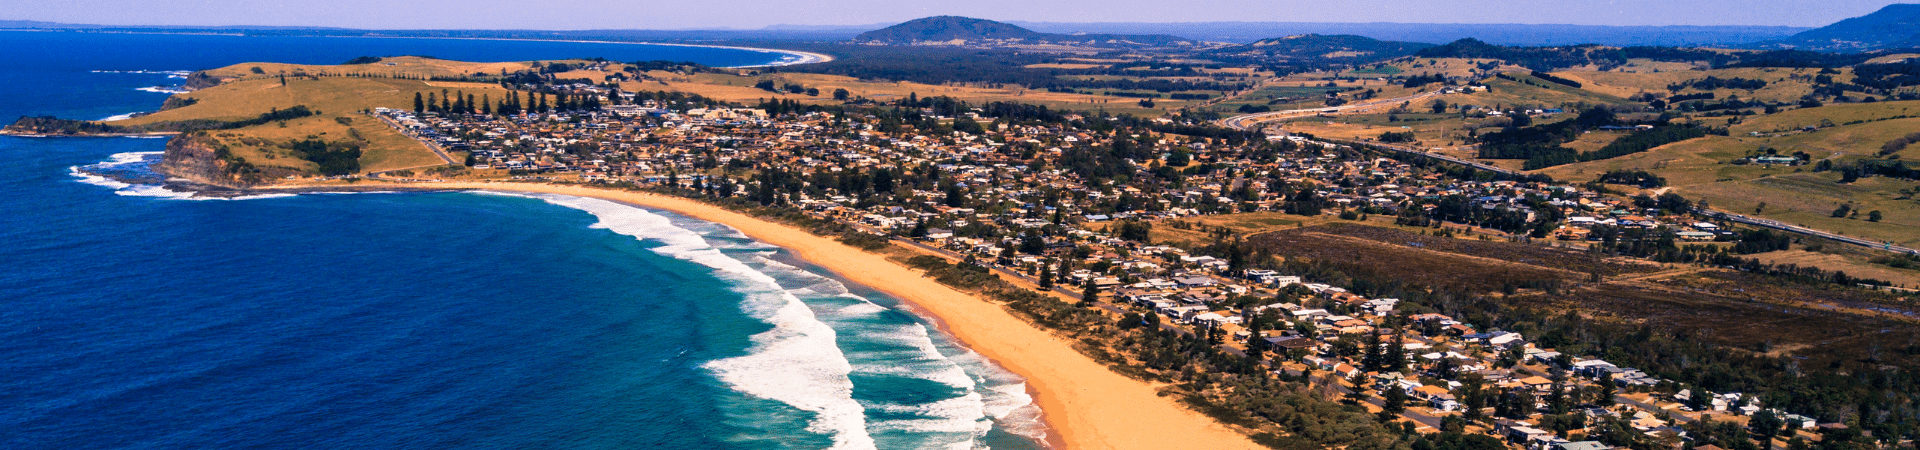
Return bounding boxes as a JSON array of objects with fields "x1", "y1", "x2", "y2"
[{"x1": 3, "y1": 0, "x2": 1908, "y2": 29}]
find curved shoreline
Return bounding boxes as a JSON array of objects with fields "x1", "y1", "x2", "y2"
[
  {"x1": 0, "y1": 29, "x2": 832, "y2": 68},
  {"x1": 257, "y1": 180, "x2": 1264, "y2": 450},
  {"x1": 313, "y1": 35, "x2": 834, "y2": 68}
]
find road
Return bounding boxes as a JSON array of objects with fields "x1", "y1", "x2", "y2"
[
  {"x1": 1319, "y1": 138, "x2": 1520, "y2": 177},
  {"x1": 1694, "y1": 207, "x2": 1919, "y2": 255},
  {"x1": 374, "y1": 113, "x2": 456, "y2": 166},
  {"x1": 1217, "y1": 90, "x2": 1445, "y2": 131}
]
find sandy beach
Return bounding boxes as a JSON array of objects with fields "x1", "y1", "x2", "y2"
[{"x1": 354, "y1": 181, "x2": 1264, "y2": 450}]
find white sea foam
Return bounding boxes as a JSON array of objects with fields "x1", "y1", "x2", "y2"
[
  {"x1": 68, "y1": 166, "x2": 131, "y2": 189},
  {"x1": 112, "y1": 184, "x2": 296, "y2": 201},
  {"x1": 70, "y1": 152, "x2": 295, "y2": 201},
  {"x1": 91, "y1": 69, "x2": 191, "y2": 77},
  {"x1": 951, "y1": 350, "x2": 1048, "y2": 443},
  {"x1": 136, "y1": 86, "x2": 190, "y2": 94},
  {"x1": 515, "y1": 193, "x2": 876, "y2": 450},
  {"x1": 743, "y1": 254, "x2": 1010, "y2": 448},
  {"x1": 867, "y1": 394, "x2": 991, "y2": 434},
  {"x1": 100, "y1": 113, "x2": 139, "y2": 121},
  {"x1": 97, "y1": 151, "x2": 164, "y2": 167},
  {"x1": 490, "y1": 191, "x2": 1048, "y2": 449}
]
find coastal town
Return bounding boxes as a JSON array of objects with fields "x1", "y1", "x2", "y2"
[
  {"x1": 360, "y1": 87, "x2": 1861, "y2": 450},
  {"x1": 14, "y1": 4, "x2": 1920, "y2": 450}
]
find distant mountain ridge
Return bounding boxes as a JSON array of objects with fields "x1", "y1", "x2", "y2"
[
  {"x1": 1008, "y1": 21, "x2": 1809, "y2": 47},
  {"x1": 1759, "y1": 3, "x2": 1920, "y2": 51},
  {"x1": 1208, "y1": 34, "x2": 1433, "y2": 62},
  {"x1": 853, "y1": 16, "x2": 1193, "y2": 47}
]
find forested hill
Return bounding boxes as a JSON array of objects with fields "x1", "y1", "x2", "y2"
[
  {"x1": 1412, "y1": 37, "x2": 1920, "y2": 70},
  {"x1": 853, "y1": 16, "x2": 1193, "y2": 46},
  {"x1": 1758, "y1": 3, "x2": 1920, "y2": 51},
  {"x1": 1208, "y1": 34, "x2": 1433, "y2": 62}
]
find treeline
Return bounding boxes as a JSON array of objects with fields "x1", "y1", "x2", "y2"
[
  {"x1": 1414, "y1": 38, "x2": 1920, "y2": 72},
  {"x1": 1526, "y1": 125, "x2": 1708, "y2": 169},
  {"x1": 1414, "y1": 39, "x2": 1628, "y2": 70},
  {"x1": 1719, "y1": 49, "x2": 1899, "y2": 69},
  {"x1": 1851, "y1": 59, "x2": 1920, "y2": 89},
  {"x1": 282, "y1": 138, "x2": 361, "y2": 176},
  {"x1": 1401, "y1": 73, "x2": 1447, "y2": 87},
  {"x1": 1054, "y1": 78, "x2": 1249, "y2": 93},
  {"x1": 1668, "y1": 76, "x2": 1767, "y2": 92},
  {"x1": 1529, "y1": 71, "x2": 1581, "y2": 88},
  {"x1": 1595, "y1": 169, "x2": 1666, "y2": 188},
  {"x1": 1592, "y1": 227, "x2": 1895, "y2": 288},
  {"x1": 1667, "y1": 92, "x2": 1715, "y2": 102},
  {"x1": 1475, "y1": 107, "x2": 1617, "y2": 160},
  {"x1": 1472, "y1": 108, "x2": 1707, "y2": 170},
  {"x1": 1880, "y1": 132, "x2": 1920, "y2": 156},
  {"x1": 1829, "y1": 159, "x2": 1920, "y2": 183}
]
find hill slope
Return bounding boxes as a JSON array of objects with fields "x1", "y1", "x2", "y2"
[
  {"x1": 1764, "y1": 3, "x2": 1920, "y2": 51},
  {"x1": 855, "y1": 16, "x2": 1043, "y2": 42},
  {"x1": 854, "y1": 16, "x2": 1192, "y2": 46}
]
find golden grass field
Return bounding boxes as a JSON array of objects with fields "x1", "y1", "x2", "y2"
[
  {"x1": 1524, "y1": 100, "x2": 1920, "y2": 246},
  {"x1": 605, "y1": 69, "x2": 1197, "y2": 116},
  {"x1": 1559, "y1": 67, "x2": 1838, "y2": 104},
  {"x1": 119, "y1": 63, "x2": 510, "y2": 173},
  {"x1": 200, "y1": 56, "x2": 536, "y2": 83}
]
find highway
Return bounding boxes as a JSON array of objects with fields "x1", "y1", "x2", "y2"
[
  {"x1": 1694, "y1": 207, "x2": 1919, "y2": 255},
  {"x1": 1318, "y1": 138, "x2": 1519, "y2": 176},
  {"x1": 1217, "y1": 90, "x2": 1444, "y2": 131}
]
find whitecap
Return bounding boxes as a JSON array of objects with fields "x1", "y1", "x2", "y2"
[
  {"x1": 70, "y1": 152, "x2": 295, "y2": 201},
  {"x1": 69, "y1": 166, "x2": 131, "y2": 189},
  {"x1": 512, "y1": 193, "x2": 876, "y2": 450},
  {"x1": 477, "y1": 191, "x2": 1050, "y2": 449},
  {"x1": 95, "y1": 151, "x2": 163, "y2": 167},
  {"x1": 111, "y1": 184, "x2": 296, "y2": 201},
  {"x1": 136, "y1": 86, "x2": 190, "y2": 94}
]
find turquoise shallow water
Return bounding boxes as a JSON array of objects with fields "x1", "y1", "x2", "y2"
[{"x1": 0, "y1": 31, "x2": 1045, "y2": 450}]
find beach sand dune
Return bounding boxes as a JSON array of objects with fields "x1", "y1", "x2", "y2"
[{"x1": 364, "y1": 181, "x2": 1264, "y2": 450}]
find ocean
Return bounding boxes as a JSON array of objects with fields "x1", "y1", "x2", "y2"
[{"x1": 0, "y1": 31, "x2": 1046, "y2": 450}]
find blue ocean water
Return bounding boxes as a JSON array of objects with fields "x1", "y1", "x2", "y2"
[{"x1": 0, "y1": 31, "x2": 1045, "y2": 450}]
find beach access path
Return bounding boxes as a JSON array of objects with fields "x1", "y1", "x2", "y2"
[{"x1": 326, "y1": 181, "x2": 1267, "y2": 450}]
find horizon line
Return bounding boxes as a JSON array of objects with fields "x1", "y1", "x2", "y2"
[{"x1": 0, "y1": 18, "x2": 1821, "y2": 32}]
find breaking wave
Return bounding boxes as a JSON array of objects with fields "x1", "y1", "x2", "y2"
[{"x1": 508, "y1": 192, "x2": 1048, "y2": 450}]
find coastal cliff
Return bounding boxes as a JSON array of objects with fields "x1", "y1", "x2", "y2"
[
  {"x1": 155, "y1": 132, "x2": 294, "y2": 189},
  {"x1": 183, "y1": 71, "x2": 221, "y2": 90}
]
